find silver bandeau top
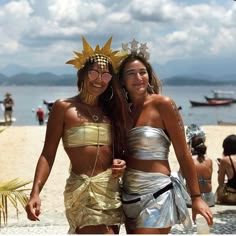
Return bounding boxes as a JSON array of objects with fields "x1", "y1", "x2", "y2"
[{"x1": 127, "y1": 126, "x2": 171, "y2": 160}]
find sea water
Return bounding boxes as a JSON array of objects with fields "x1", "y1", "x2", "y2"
[{"x1": 0, "y1": 85, "x2": 235, "y2": 126}]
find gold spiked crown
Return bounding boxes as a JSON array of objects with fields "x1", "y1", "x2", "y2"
[{"x1": 66, "y1": 36, "x2": 127, "y2": 71}]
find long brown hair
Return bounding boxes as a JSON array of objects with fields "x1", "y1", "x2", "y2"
[
  {"x1": 117, "y1": 53, "x2": 162, "y2": 157},
  {"x1": 77, "y1": 60, "x2": 129, "y2": 158}
]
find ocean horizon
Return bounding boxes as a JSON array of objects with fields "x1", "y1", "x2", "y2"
[{"x1": 0, "y1": 85, "x2": 235, "y2": 126}]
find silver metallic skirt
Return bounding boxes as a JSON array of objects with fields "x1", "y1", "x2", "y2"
[{"x1": 121, "y1": 168, "x2": 192, "y2": 230}]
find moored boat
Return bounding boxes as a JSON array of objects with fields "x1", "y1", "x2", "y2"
[
  {"x1": 190, "y1": 99, "x2": 232, "y2": 107},
  {"x1": 217, "y1": 120, "x2": 236, "y2": 126},
  {"x1": 205, "y1": 90, "x2": 236, "y2": 103}
]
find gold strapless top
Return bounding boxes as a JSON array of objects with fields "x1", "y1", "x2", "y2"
[{"x1": 62, "y1": 122, "x2": 112, "y2": 148}]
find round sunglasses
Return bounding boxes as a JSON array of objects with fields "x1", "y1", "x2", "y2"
[{"x1": 88, "y1": 69, "x2": 112, "y2": 83}]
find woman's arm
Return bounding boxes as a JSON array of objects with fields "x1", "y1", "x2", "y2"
[
  {"x1": 25, "y1": 99, "x2": 65, "y2": 220},
  {"x1": 160, "y1": 97, "x2": 201, "y2": 195},
  {"x1": 218, "y1": 158, "x2": 227, "y2": 186},
  {"x1": 159, "y1": 96, "x2": 213, "y2": 226}
]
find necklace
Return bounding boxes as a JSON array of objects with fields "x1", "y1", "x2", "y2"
[
  {"x1": 76, "y1": 95, "x2": 101, "y2": 178},
  {"x1": 91, "y1": 114, "x2": 99, "y2": 122},
  {"x1": 85, "y1": 107, "x2": 100, "y2": 122},
  {"x1": 77, "y1": 95, "x2": 101, "y2": 122},
  {"x1": 84, "y1": 107, "x2": 100, "y2": 178}
]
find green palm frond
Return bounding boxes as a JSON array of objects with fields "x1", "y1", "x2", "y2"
[
  {"x1": 0, "y1": 128, "x2": 5, "y2": 134},
  {"x1": 0, "y1": 178, "x2": 32, "y2": 190},
  {"x1": 0, "y1": 178, "x2": 32, "y2": 227}
]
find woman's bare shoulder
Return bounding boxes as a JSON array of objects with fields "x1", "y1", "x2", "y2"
[
  {"x1": 219, "y1": 156, "x2": 231, "y2": 169},
  {"x1": 150, "y1": 94, "x2": 174, "y2": 105},
  {"x1": 54, "y1": 96, "x2": 77, "y2": 107},
  {"x1": 151, "y1": 94, "x2": 179, "y2": 114},
  {"x1": 204, "y1": 156, "x2": 213, "y2": 162},
  {"x1": 221, "y1": 156, "x2": 230, "y2": 162}
]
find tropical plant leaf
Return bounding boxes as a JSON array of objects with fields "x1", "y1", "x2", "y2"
[
  {"x1": 0, "y1": 128, "x2": 5, "y2": 134},
  {"x1": 0, "y1": 178, "x2": 32, "y2": 191},
  {"x1": 0, "y1": 178, "x2": 32, "y2": 227}
]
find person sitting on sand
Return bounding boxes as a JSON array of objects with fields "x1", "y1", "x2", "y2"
[
  {"x1": 216, "y1": 134, "x2": 236, "y2": 205},
  {"x1": 185, "y1": 124, "x2": 215, "y2": 207}
]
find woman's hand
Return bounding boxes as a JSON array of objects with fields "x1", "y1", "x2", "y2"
[
  {"x1": 191, "y1": 197, "x2": 213, "y2": 226},
  {"x1": 25, "y1": 194, "x2": 41, "y2": 221},
  {"x1": 112, "y1": 159, "x2": 126, "y2": 178}
]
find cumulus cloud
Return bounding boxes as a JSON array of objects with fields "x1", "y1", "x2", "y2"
[{"x1": 0, "y1": 0, "x2": 235, "y2": 76}]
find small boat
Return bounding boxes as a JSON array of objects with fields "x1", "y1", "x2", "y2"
[
  {"x1": 190, "y1": 99, "x2": 232, "y2": 107},
  {"x1": 217, "y1": 120, "x2": 236, "y2": 126},
  {"x1": 205, "y1": 90, "x2": 236, "y2": 103}
]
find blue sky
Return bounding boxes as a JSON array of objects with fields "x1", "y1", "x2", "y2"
[{"x1": 0, "y1": 0, "x2": 236, "y2": 78}]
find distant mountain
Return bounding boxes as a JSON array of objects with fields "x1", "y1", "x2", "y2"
[
  {"x1": 2, "y1": 55, "x2": 236, "y2": 80},
  {"x1": 161, "y1": 75, "x2": 236, "y2": 86},
  {"x1": 153, "y1": 55, "x2": 236, "y2": 80},
  {"x1": 0, "y1": 72, "x2": 76, "y2": 86},
  {"x1": 0, "y1": 64, "x2": 74, "y2": 77},
  {"x1": 0, "y1": 64, "x2": 27, "y2": 76},
  {"x1": 0, "y1": 72, "x2": 235, "y2": 86}
]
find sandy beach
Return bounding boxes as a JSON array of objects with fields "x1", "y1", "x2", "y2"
[{"x1": 0, "y1": 125, "x2": 236, "y2": 234}]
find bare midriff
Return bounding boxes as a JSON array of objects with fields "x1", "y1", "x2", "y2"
[
  {"x1": 126, "y1": 157, "x2": 171, "y2": 175},
  {"x1": 64, "y1": 145, "x2": 112, "y2": 177}
]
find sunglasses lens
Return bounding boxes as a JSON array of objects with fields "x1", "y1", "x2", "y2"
[
  {"x1": 88, "y1": 70, "x2": 99, "y2": 81},
  {"x1": 101, "y1": 73, "x2": 112, "y2": 83},
  {"x1": 88, "y1": 70, "x2": 112, "y2": 83}
]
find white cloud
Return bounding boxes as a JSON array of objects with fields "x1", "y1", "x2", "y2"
[
  {"x1": 106, "y1": 12, "x2": 131, "y2": 24},
  {"x1": 0, "y1": 0, "x2": 236, "y2": 77},
  {"x1": 48, "y1": 0, "x2": 106, "y2": 24},
  {"x1": 0, "y1": 0, "x2": 32, "y2": 54},
  {"x1": 210, "y1": 27, "x2": 236, "y2": 55}
]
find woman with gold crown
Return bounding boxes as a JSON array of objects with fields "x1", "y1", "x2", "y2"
[{"x1": 25, "y1": 36, "x2": 128, "y2": 234}]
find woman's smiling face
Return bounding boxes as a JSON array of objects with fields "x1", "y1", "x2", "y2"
[
  {"x1": 123, "y1": 59, "x2": 149, "y2": 96},
  {"x1": 84, "y1": 62, "x2": 111, "y2": 97}
]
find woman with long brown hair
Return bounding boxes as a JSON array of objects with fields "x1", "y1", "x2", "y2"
[
  {"x1": 25, "y1": 36, "x2": 128, "y2": 234},
  {"x1": 117, "y1": 40, "x2": 213, "y2": 234}
]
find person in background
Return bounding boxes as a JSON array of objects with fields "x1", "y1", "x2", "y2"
[
  {"x1": 117, "y1": 40, "x2": 213, "y2": 234},
  {"x1": 43, "y1": 100, "x2": 54, "y2": 113},
  {"x1": 36, "y1": 106, "x2": 45, "y2": 125},
  {"x1": 185, "y1": 124, "x2": 215, "y2": 207},
  {"x1": 3, "y1": 92, "x2": 14, "y2": 126},
  {"x1": 216, "y1": 134, "x2": 236, "y2": 204},
  {"x1": 25, "y1": 36, "x2": 128, "y2": 234}
]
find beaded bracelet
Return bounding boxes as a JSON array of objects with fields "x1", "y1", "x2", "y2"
[{"x1": 191, "y1": 194, "x2": 201, "y2": 198}]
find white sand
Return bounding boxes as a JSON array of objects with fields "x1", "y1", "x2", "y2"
[
  {"x1": 0, "y1": 125, "x2": 235, "y2": 233},
  {"x1": 0, "y1": 126, "x2": 70, "y2": 216}
]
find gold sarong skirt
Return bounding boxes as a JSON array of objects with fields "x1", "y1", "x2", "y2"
[{"x1": 64, "y1": 168, "x2": 123, "y2": 233}]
